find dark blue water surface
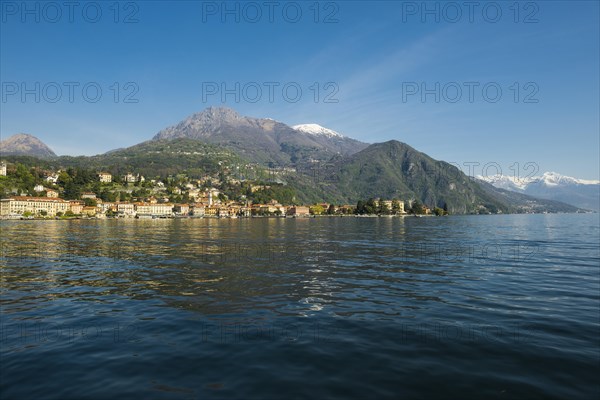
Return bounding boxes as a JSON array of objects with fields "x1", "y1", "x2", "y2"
[{"x1": 1, "y1": 214, "x2": 599, "y2": 399}]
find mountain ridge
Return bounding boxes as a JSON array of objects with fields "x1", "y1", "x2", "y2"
[
  {"x1": 292, "y1": 123, "x2": 345, "y2": 138},
  {"x1": 478, "y1": 172, "x2": 599, "y2": 211},
  {"x1": 0, "y1": 133, "x2": 57, "y2": 158},
  {"x1": 0, "y1": 108, "x2": 590, "y2": 214},
  {"x1": 152, "y1": 107, "x2": 368, "y2": 164}
]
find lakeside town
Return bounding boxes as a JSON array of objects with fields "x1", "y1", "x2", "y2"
[{"x1": 0, "y1": 162, "x2": 442, "y2": 220}]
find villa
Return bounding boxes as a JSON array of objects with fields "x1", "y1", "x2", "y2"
[{"x1": 98, "y1": 172, "x2": 112, "y2": 183}]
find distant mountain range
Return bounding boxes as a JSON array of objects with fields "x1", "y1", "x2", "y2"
[
  {"x1": 0, "y1": 133, "x2": 56, "y2": 158},
  {"x1": 478, "y1": 172, "x2": 600, "y2": 212},
  {"x1": 0, "y1": 107, "x2": 593, "y2": 214}
]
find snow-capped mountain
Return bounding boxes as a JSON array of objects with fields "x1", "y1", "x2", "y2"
[
  {"x1": 478, "y1": 174, "x2": 530, "y2": 191},
  {"x1": 478, "y1": 172, "x2": 600, "y2": 211},
  {"x1": 292, "y1": 123, "x2": 344, "y2": 138}
]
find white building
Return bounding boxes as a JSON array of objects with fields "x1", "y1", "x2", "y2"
[
  {"x1": 98, "y1": 202, "x2": 116, "y2": 213},
  {"x1": 45, "y1": 174, "x2": 58, "y2": 183},
  {"x1": 98, "y1": 172, "x2": 112, "y2": 183},
  {"x1": 117, "y1": 202, "x2": 136, "y2": 217},
  {"x1": 192, "y1": 204, "x2": 205, "y2": 216},
  {"x1": 0, "y1": 162, "x2": 6, "y2": 176},
  {"x1": 123, "y1": 173, "x2": 137, "y2": 183},
  {"x1": 0, "y1": 197, "x2": 70, "y2": 217},
  {"x1": 134, "y1": 202, "x2": 173, "y2": 217}
]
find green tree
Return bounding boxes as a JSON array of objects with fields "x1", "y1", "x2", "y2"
[
  {"x1": 119, "y1": 191, "x2": 131, "y2": 201},
  {"x1": 14, "y1": 163, "x2": 35, "y2": 191},
  {"x1": 99, "y1": 190, "x2": 117, "y2": 202},
  {"x1": 378, "y1": 199, "x2": 390, "y2": 215},
  {"x1": 63, "y1": 182, "x2": 81, "y2": 200},
  {"x1": 310, "y1": 204, "x2": 325, "y2": 215},
  {"x1": 365, "y1": 198, "x2": 377, "y2": 215},
  {"x1": 57, "y1": 171, "x2": 72, "y2": 186},
  {"x1": 356, "y1": 200, "x2": 365, "y2": 215},
  {"x1": 410, "y1": 200, "x2": 424, "y2": 215},
  {"x1": 391, "y1": 199, "x2": 401, "y2": 214}
]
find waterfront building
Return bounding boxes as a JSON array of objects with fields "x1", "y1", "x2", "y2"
[{"x1": 0, "y1": 196, "x2": 69, "y2": 217}]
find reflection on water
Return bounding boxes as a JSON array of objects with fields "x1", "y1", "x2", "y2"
[{"x1": 1, "y1": 215, "x2": 599, "y2": 399}]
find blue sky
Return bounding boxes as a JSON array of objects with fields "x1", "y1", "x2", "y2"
[{"x1": 1, "y1": 0, "x2": 599, "y2": 179}]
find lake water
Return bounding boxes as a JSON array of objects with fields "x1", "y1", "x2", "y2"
[{"x1": 1, "y1": 214, "x2": 599, "y2": 399}]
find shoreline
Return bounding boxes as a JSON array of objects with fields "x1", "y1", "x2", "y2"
[
  {"x1": 0, "y1": 213, "x2": 421, "y2": 221},
  {"x1": 1, "y1": 212, "x2": 594, "y2": 221}
]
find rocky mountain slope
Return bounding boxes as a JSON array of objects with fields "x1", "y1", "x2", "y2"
[
  {"x1": 0, "y1": 133, "x2": 56, "y2": 158},
  {"x1": 153, "y1": 107, "x2": 367, "y2": 164}
]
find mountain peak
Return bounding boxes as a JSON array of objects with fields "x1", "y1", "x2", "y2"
[
  {"x1": 292, "y1": 123, "x2": 344, "y2": 138},
  {"x1": 0, "y1": 133, "x2": 57, "y2": 158},
  {"x1": 151, "y1": 107, "x2": 368, "y2": 162},
  {"x1": 197, "y1": 106, "x2": 242, "y2": 120},
  {"x1": 153, "y1": 107, "x2": 250, "y2": 141},
  {"x1": 185, "y1": 106, "x2": 246, "y2": 126},
  {"x1": 539, "y1": 171, "x2": 600, "y2": 186}
]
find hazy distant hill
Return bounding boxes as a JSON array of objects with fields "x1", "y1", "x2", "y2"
[{"x1": 0, "y1": 133, "x2": 56, "y2": 158}]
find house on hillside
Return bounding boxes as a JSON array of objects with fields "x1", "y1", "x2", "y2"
[{"x1": 98, "y1": 172, "x2": 112, "y2": 183}]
